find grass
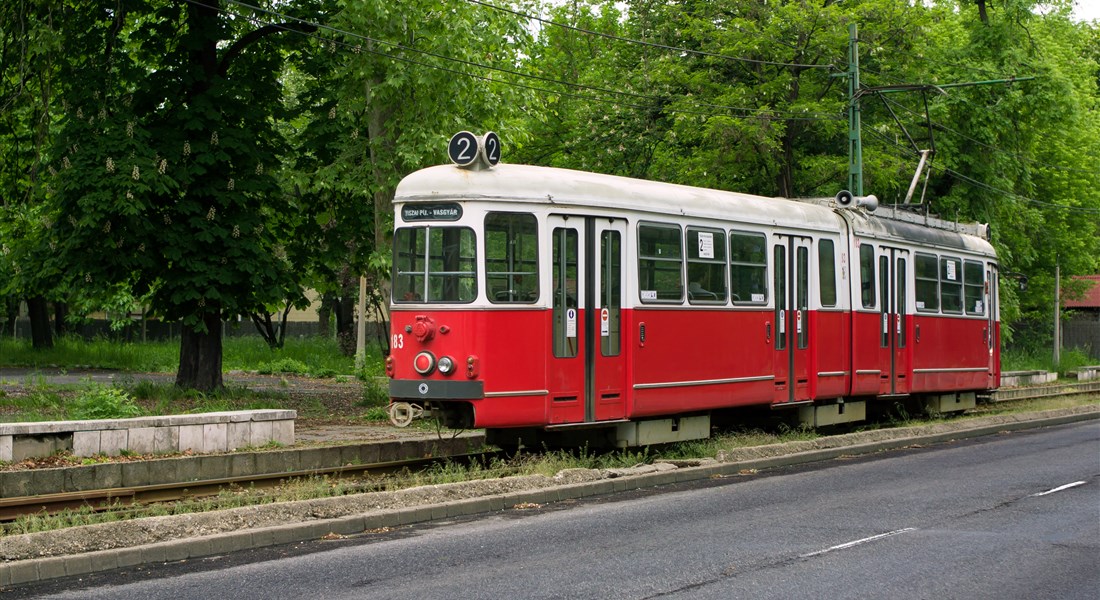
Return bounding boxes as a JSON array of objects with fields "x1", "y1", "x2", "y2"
[
  {"x1": 1001, "y1": 346, "x2": 1095, "y2": 373},
  {"x1": 0, "y1": 335, "x2": 384, "y2": 378}
]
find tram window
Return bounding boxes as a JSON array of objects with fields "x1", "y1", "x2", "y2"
[
  {"x1": 859, "y1": 244, "x2": 876, "y2": 309},
  {"x1": 687, "y1": 227, "x2": 727, "y2": 304},
  {"x1": 964, "y1": 261, "x2": 985, "y2": 315},
  {"x1": 485, "y1": 213, "x2": 538, "y2": 304},
  {"x1": 940, "y1": 257, "x2": 963, "y2": 314},
  {"x1": 601, "y1": 230, "x2": 622, "y2": 357},
  {"x1": 774, "y1": 245, "x2": 786, "y2": 350},
  {"x1": 818, "y1": 239, "x2": 837, "y2": 307},
  {"x1": 879, "y1": 255, "x2": 890, "y2": 348},
  {"x1": 552, "y1": 227, "x2": 578, "y2": 358},
  {"x1": 915, "y1": 253, "x2": 939, "y2": 312},
  {"x1": 393, "y1": 226, "x2": 476, "y2": 303},
  {"x1": 638, "y1": 223, "x2": 683, "y2": 303},
  {"x1": 797, "y1": 246, "x2": 809, "y2": 349},
  {"x1": 729, "y1": 231, "x2": 767, "y2": 304}
]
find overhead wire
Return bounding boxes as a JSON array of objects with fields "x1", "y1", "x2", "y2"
[
  {"x1": 465, "y1": 0, "x2": 841, "y2": 70},
  {"x1": 195, "y1": 0, "x2": 1093, "y2": 213},
  {"x1": 205, "y1": 0, "x2": 842, "y2": 122},
  {"x1": 875, "y1": 93, "x2": 1098, "y2": 175},
  {"x1": 863, "y1": 126, "x2": 1100, "y2": 213}
]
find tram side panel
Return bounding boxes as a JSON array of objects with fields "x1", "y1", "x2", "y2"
[
  {"x1": 628, "y1": 308, "x2": 775, "y2": 418},
  {"x1": 909, "y1": 314, "x2": 991, "y2": 393},
  {"x1": 810, "y1": 308, "x2": 851, "y2": 399}
]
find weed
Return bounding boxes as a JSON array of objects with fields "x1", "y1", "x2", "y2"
[
  {"x1": 359, "y1": 377, "x2": 390, "y2": 408},
  {"x1": 71, "y1": 387, "x2": 143, "y2": 420},
  {"x1": 257, "y1": 358, "x2": 310, "y2": 376},
  {"x1": 363, "y1": 406, "x2": 390, "y2": 422}
]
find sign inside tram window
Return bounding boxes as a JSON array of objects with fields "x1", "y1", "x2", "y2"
[
  {"x1": 402, "y1": 203, "x2": 463, "y2": 222},
  {"x1": 697, "y1": 232, "x2": 714, "y2": 259},
  {"x1": 566, "y1": 308, "x2": 577, "y2": 338}
]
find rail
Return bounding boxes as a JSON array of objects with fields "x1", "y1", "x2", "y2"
[{"x1": 0, "y1": 450, "x2": 500, "y2": 523}]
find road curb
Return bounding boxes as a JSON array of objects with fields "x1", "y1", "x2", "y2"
[{"x1": 2, "y1": 409, "x2": 1097, "y2": 589}]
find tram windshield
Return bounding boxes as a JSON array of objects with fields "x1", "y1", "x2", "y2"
[{"x1": 393, "y1": 226, "x2": 477, "y2": 303}]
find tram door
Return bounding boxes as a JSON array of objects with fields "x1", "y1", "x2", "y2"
[
  {"x1": 773, "y1": 235, "x2": 812, "y2": 404},
  {"x1": 986, "y1": 265, "x2": 999, "y2": 388},
  {"x1": 547, "y1": 215, "x2": 627, "y2": 424},
  {"x1": 877, "y1": 247, "x2": 911, "y2": 395}
]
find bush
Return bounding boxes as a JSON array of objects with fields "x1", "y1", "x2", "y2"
[
  {"x1": 359, "y1": 377, "x2": 390, "y2": 408},
  {"x1": 71, "y1": 387, "x2": 143, "y2": 420},
  {"x1": 256, "y1": 358, "x2": 310, "y2": 376}
]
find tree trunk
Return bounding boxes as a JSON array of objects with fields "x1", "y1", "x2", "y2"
[
  {"x1": 334, "y1": 279, "x2": 356, "y2": 356},
  {"x1": 28, "y1": 296, "x2": 53, "y2": 349},
  {"x1": 318, "y1": 293, "x2": 334, "y2": 337},
  {"x1": 3, "y1": 298, "x2": 18, "y2": 337},
  {"x1": 176, "y1": 311, "x2": 224, "y2": 392},
  {"x1": 53, "y1": 301, "x2": 67, "y2": 337}
]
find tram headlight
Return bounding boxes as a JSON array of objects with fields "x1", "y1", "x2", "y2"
[
  {"x1": 413, "y1": 351, "x2": 436, "y2": 375},
  {"x1": 437, "y1": 356, "x2": 456, "y2": 376}
]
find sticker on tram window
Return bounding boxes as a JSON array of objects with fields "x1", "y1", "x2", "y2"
[
  {"x1": 917, "y1": 301, "x2": 925, "y2": 309},
  {"x1": 751, "y1": 293, "x2": 765, "y2": 303},
  {"x1": 697, "y1": 232, "x2": 714, "y2": 259},
  {"x1": 945, "y1": 261, "x2": 957, "y2": 281},
  {"x1": 641, "y1": 290, "x2": 658, "y2": 300},
  {"x1": 401, "y1": 203, "x2": 463, "y2": 222},
  {"x1": 974, "y1": 300, "x2": 983, "y2": 313},
  {"x1": 566, "y1": 308, "x2": 577, "y2": 338}
]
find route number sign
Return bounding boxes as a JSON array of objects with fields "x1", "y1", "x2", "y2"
[{"x1": 448, "y1": 131, "x2": 502, "y2": 168}]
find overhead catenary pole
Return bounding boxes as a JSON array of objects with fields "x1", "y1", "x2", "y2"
[
  {"x1": 847, "y1": 23, "x2": 863, "y2": 197},
  {"x1": 356, "y1": 275, "x2": 367, "y2": 373},
  {"x1": 1053, "y1": 261, "x2": 1061, "y2": 367}
]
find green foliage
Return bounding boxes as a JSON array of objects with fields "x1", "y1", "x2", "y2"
[
  {"x1": 0, "y1": 335, "x2": 369, "y2": 377},
  {"x1": 1002, "y1": 346, "x2": 1094, "y2": 374},
  {"x1": 359, "y1": 377, "x2": 390, "y2": 408},
  {"x1": 0, "y1": 336, "x2": 178, "y2": 371},
  {"x1": 256, "y1": 358, "x2": 310, "y2": 376},
  {"x1": 70, "y1": 387, "x2": 142, "y2": 420},
  {"x1": 362, "y1": 406, "x2": 390, "y2": 422}
]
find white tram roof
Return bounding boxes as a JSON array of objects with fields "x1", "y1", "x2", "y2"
[
  {"x1": 396, "y1": 163, "x2": 996, "y2": 258},
  {"x1": 396, "y1": 164, "x2": 841, "y2": 233}
]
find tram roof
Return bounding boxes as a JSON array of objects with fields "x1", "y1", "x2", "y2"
[
  {"x1": 396, "y1": 164, "x2": 841, "y2": 231},
  {"x1": 396, "y1": 163, "x2": 996, "y2": 258}
]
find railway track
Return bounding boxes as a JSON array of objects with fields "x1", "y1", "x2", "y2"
[
  {"x1": 0, "y1": 450, "x2": 502, "y2": 524},
  {"x1": 2, "y1": 382, "x2": 1095, "y2": 524},
  {"x1": 986, "y1": 381, "x2": 1100, "y2": 402}
]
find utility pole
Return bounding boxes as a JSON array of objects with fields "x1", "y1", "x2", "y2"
[
  {"x1": 1054, "y1": 261, "x2": 1061, "y2": 367},
  {"x1": 846, "y1": 23, "x2": 863, "y2": 197},
  {"x1": 841, "y1": 24, "x2": 1033, "y2": 200}
]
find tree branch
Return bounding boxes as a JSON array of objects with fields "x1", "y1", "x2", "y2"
[{"x1": 218, "y1": 21, "x2": 317, "y2": 77}]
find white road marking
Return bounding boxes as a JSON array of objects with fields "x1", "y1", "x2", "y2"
[
  {"x1": 801, "y1": 528, "x2": 917, "y2": 558},
  {"x1": 1031, "y1": 481, "x2": 1087, "y2": 497}
]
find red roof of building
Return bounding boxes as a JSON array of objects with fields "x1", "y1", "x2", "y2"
[{"x1": 1065, "y1": 275, "x2": 1100, "y2": 308}]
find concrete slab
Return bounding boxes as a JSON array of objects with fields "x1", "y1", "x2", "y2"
[
  {"x1": 128, "y1": 427, "x2": 156, "y2": 454},
  {"x1": 100, "y1": 428, "x2": 128, "y2": 456},
  {"x1": 202, "y1": 423, "x2": 228, "y2": 453},
  {"x1": 178, "y1": 424, "x2": 203, "y2": 452}
]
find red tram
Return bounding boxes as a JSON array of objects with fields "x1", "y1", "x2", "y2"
[{"x1": 386, "y1": 147, "x2": 999, "y2": 447}]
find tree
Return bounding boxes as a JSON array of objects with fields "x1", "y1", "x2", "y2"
[
  {"x1": 0, "y1": 0, "x2": 65, "y2": 349},
  {"x1": 42, "y1": 1, "x2": 319, "y2": 391},
  {"x1": 286, "y1": 0, "x2": 535, "y2": 355}
]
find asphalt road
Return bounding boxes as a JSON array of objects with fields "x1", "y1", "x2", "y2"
[{"x1": 17, "y1": 421, "x2": 1100, "y2": 600}]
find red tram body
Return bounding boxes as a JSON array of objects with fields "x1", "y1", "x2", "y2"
[{"x1": 387, "y1": 162, "x2": 999, "y2": 447}]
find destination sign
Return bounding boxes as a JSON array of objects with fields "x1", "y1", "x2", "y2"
[{"x1": 402, "y1": 203, "x2": 463, "y2": 222}]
